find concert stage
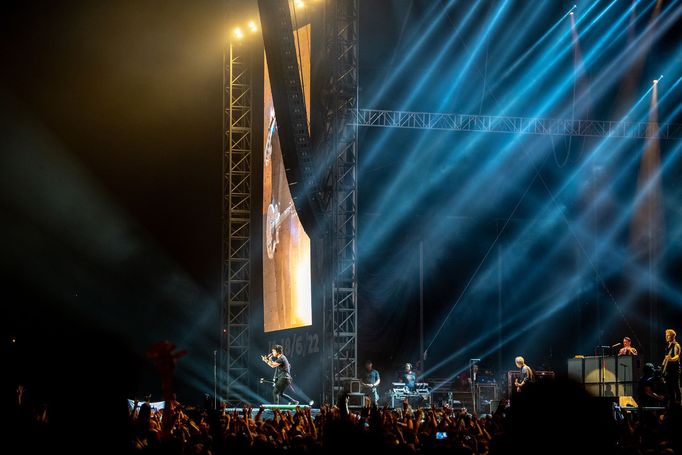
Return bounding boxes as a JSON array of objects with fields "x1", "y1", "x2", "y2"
[{"x1": 225, "y1": 405, "x2": 320, "y2": 419}]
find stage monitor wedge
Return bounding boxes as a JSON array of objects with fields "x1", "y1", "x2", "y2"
[{"x1": 258, "y1": 0, "x2": 321, "y2": 234}]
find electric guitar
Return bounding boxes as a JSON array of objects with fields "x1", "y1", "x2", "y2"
[
  {"x1": 514, "y1": 368, "x2": 534, "y2": 392},
  {"x1": 514, "y1": 378, "x2": 524, "y2": 393},
  {"x1": 662, "y1": 342, "x2": 679, "y2": 376},
  {"x1": 264, "y1": 108, "x2": 276, "y2": 165},
  {"x1": 662, "y1": 355, "x2": 670, "y2": 376},
  {"x1": 266, "y1": 201, "x2": 294, "y2": 259}
]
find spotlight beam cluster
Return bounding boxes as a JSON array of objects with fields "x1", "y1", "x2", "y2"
[
  {"x1": 352, "y1": 0, "x2": 682, "y2": 376},
  {"x1": 423, "y1": 64, "x2": 682, "y2": 356},
  {"x1": 362, "y1": 0, "x2": 682, "y2": 260},
  {"x1": 361, "y1": 0, "x2": 644, "y2": 254},
  {"x1": 422, "y1": 105, "x2": 682, "y2": 375}
]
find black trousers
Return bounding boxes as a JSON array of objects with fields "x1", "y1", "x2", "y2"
[
  {"x1": 665, "y1": 367, "x2": 681, "y2": 405},
  {"x1": 273, "y1": 377, "x2": 295, "y2": 404}
]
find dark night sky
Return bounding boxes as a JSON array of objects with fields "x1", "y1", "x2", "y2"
[
  {"x1": 1, "y1": 0, "x2": 227, "y2": 402},
  {"x1": 1, "y1": 0, "x2": 225, "y2": 283}
]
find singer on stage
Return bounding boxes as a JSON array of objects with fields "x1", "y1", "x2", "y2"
[
  {"x1": 262, "y1": 344, "x2": 297, "y2": 405},
  {"x1": 617, "y1": 337, "x2": 638, "y2": 356}
]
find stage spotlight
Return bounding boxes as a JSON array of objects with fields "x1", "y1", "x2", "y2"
[
  {"x1": 248, "y1": 21, "x2": 258, "y2": 33},
  {"x1": 234, "y1": 27, "x2": 244, "y2": 40},
  {"x1": 295, "y1": 0, "x2": 305, "y2": 8}
]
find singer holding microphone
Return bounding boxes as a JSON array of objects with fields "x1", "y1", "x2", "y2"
[
  {"x1": 262, "y1": 344, "x2": 298, "y2": 405},
  {"x1": 616, "y1": 337, "x2": 638, "y2": 356}
]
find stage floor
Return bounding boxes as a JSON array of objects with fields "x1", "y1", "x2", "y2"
[{"x1": 225, "y1": 405, "x2": 320, "y2": 419}]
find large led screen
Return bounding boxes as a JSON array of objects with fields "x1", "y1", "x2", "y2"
[{"x1": 262, "y1": 24, "x2": 312, "y2": 332}]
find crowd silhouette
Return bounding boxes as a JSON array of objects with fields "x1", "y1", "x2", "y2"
[{"x1": 7, "y1": 339, "x2": 682, "y2": 454}]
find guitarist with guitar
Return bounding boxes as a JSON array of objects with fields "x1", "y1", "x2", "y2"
[
  {"x1": 361, "y1": 360, "x2": 381, "y2": 406},
  {"x1": 261, "y1": 345, "x2": 298, "y2": 405},
  {"x1": 662, "y1": 329, "x2": 681, "y2": 406},
  {"x1": 514, "y1": 356, "x2": 534, "y2": 394}
]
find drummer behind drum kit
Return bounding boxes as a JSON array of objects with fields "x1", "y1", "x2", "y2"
[{"x1": 389, "y1": 382, "x2": 432, "y2": 408}]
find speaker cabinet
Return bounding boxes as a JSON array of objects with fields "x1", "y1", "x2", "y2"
[
  {"x1": 349, "y1": 380, "x2": 361, "y2": 394},
  {"x1": 347, "y1": 393, "x2": 365, "y2": 409}
]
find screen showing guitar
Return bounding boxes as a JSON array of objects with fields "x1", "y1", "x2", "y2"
[{"x1": 262, "y1": 23, "x2": 312, "y2": 333}]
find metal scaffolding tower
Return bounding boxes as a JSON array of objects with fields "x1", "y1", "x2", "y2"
[
  {"x1": 322, "y1": 0, "x2": 359, "y2": 403},
  {"x1": 221, "y1": 41, "x2": 254, "y2": 407}
]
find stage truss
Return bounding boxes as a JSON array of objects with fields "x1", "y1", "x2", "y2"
[
  {"x1": 351, "y1": 108, "x2": 682, "y2": 139},
  {"x1": 321, "y1": 0, "x2": 360, "y2": 404},
  {"x1": 221, "y1": 41, "x2": 254, "y2": 407}
]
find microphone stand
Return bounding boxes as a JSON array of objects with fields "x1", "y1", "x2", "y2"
[
  {"x1": 596, "y1": 345, "x2": 610, "y2": 397},
  {"x1": 469, "y1": 358, "x2": 480, "y2": 414},
  {"x1": 619, "y1": 362, "x2": 629, "y2": 395},
  {"x1": 213, "y1": 349, "x2": 218, "y2": 410}
]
